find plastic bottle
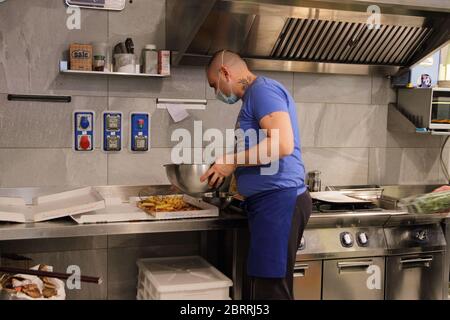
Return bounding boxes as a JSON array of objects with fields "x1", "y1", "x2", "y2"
[{"x1": 142, "y1": 44, "x2": 158, "y2": 75}]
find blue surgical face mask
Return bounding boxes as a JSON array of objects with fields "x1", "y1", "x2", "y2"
[
  {"x1": 216, "y1": 78, "x2": 239, "y2": 104},
  {"x1": 216, "y1": 51, "x2": 240, "y2": 105}
]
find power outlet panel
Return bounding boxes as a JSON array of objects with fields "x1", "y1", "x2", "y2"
[
  {"x1": 74, "y1": 111, "x2": 95, "y2": 152},
  {"x1": 103, "y1": 112, "x2": 123, "y2": 152},
  {"x1": 130, "y1": 112, "x2": 150, "y2": 152}
]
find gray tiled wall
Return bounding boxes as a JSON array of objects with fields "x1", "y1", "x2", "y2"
[
  {"x1": 0, "y1": 0, "x2": 446, "y2": 188},
  {"x1": 0, "y1": 0, "x2": 447, "y2": 303}
]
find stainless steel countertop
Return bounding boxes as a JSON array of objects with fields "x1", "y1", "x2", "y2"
[
  {"x1": 0, "y1": 185, "x2": 448, "y2": 241},
  {"x1": 0, "y1": 185, "x2": 248, "y2": 241},
  {"x1": 0, "y1": 212, "x2": 248, "y2": 241}
]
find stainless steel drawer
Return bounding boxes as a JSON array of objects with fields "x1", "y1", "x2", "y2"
[
  {"x1": 293, "y1": 260, "x2": 322, "y2": 300},
  {"x1": 386, "y1": 253, "x2": 444, "y2": 300},
  {"x1": 323, "y1": 257, "x2": 385, "y2": 300}
]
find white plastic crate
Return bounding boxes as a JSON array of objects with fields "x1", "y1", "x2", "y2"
[{"x1": 136, "y1": 256, "x2": 233, "y2": 300}]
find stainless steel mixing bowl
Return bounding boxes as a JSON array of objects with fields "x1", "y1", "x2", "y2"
[{"x1": 164, "y1": 164, "x2": 230, "y2": 194}]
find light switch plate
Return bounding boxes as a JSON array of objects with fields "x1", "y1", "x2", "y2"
[
  {"x1": 103, "y1": 111, "x2": 123, "y2": 152},
  {"x1": 130, "y1": 112, "x2": 150, "y2": 153},
  {"x1": 73, "y1": 111, "x2": 95, "y2": 152}
]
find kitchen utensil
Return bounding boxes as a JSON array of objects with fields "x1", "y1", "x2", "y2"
[
  {"x1": 0, "y1": 266, "x2": 102, "y2": 284},
  {"x1": 113, "y1": 42, "x2": 127, "y2": 54},
  {"x1": 0, "y1": 254, "x2": 32, "y2": 262},
  {"x1": 164, "y1": 164, "x2": 231, "y2": 195},
  {"x1": 113, "y1": 43, "x2": 122, "y2": 54},
  {"x1": 125, "y1": 38, "x2": 134, "y2": 54}
]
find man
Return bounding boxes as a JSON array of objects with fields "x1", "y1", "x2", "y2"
[{"x1": 201, "y1": 50, "x2": 312, "y2": 300}]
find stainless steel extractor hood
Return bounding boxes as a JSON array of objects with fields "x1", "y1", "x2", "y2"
[{"x1": 166, "y1": 0, "x2": 450, "y2": 75}]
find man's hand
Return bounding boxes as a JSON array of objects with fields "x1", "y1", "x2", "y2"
[
  {"x1": 200, "y1": 155, "x2": 236, "y2": 188},
  {"x1": 433, "y1": 185, "x2": 450, "y2": 193}
]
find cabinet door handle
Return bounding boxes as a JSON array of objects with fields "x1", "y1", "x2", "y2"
[
  {"x1": 337, "y1": 261, "x2": 373, "y2": 269},
  {"x1": 400, "y1": 257, "x2": 433, "y2": 267},
  {"x1": 293, "y1": 264, "x2": 309, "y2": 277}
]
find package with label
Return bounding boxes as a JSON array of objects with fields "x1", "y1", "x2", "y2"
[
  {"x1": 158, "y1": 50, "x2": 171, "y2": 76},
  {"x1": 70, "y1": 44, "x2": 93, "y2": 71}
]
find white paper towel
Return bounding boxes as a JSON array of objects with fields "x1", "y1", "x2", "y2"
[{"x1": 165, "y1": 104, "x2": 190, "y2": 123}]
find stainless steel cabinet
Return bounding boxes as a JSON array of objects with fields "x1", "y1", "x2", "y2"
[
  {"x1": 293, "y1": 261, "x2": 322, "y2": 300},
  {"x1": 386, "y1": 253, "x2": 444, "y2": 300},
  {"x1": 322, "y1": 257, "x2": 385, "y2": 300}
]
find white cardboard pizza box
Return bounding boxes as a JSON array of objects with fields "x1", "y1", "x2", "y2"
[
  {"x1": 0, "y1": 187, "x2": 105, "y2": 223},
  {"x1": 71, "y1": 195, "x2": 219, "y2": 224},
  {"x1": 71, "y1": 200, "x2": 149, "y2": 224}
]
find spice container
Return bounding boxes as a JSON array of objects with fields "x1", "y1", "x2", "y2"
[
  {"x1": 142, "y1": 44, "x2": 158, "y2": 74},
  {"x1": 69, "y1": 44, "x2": 93, "y2": 71},
  {"x1": 92, "y1": 42, "x2": 108, "y2": 72},
  {"x1": 105, "y1": 47, "x2": 112, "y2": 72},
  {"x1": 158, "y1": 50, "x2": 171, "y2": 76}
]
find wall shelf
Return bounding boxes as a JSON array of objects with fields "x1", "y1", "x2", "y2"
[
  {"x1": 387, "y1": 103, "x2": 450, "y2": 136},
  {"x1": 60, "y1": 69, "x2": 169, "y2": 78}
]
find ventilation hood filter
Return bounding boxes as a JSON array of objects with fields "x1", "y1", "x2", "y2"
[{"x1": 167, "y1": 0, "x2": 450, "y2": 75}]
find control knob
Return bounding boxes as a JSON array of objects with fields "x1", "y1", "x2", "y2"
[
  {"x1": 415, "y1": 229, "x2": 428, "y2": 241},
  {"x1": 340, "y1": 232, "x2": 354, "y2": 248},
  {"x1": 299, "y1": 236, "x2": 306, "y2": 250},
  {"x1": 357, "y1": 232, "x2": 369, "y2": 247}
]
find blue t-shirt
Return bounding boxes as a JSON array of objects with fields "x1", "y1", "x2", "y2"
[{"x1": 235, "y1": 76, "x2": 306, "y2": 198}]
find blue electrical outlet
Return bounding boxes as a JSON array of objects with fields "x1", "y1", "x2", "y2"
[
  {"x1": 74, "y1": 111, "x2": 95, "y2": 152},
  {"x1": 103, "y1": 112, "x2": 123, "y2": 152},
  {"x1": 130, "y1": 112, "x2": 150, "y2": 152}
]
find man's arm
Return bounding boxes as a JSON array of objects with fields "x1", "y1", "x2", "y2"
[
  {"x1": 201, "y1": 111, "x2": 295, "y2": 187},
  {"x1": 232, "y1": 111, "x2": 294, "y2": 167}
]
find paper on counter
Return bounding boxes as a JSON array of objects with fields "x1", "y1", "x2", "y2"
[{"x1": 165, "y1": 104, "x2": 190, "y2": 123}]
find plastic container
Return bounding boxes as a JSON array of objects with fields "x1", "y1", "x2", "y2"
[
  {"x1": 399, "y1": 190, "x2": 450, "y2": 214},
  {"x1": 92, "y1": 42, "x2": 108, "y2": 71},
  {"x1": 136, "y1": 256, "x2": 232, "y2": 300},
  {"x1": 114, "y1": 54, "x2": 136, "y2": 73},
  {"x1": 142, "y1": 44, "x2": 158, "y2": 75}
]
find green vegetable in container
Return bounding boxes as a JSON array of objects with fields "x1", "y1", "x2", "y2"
[{"x1": 400, "y1": 190, "x2": 450, "y2": 214}]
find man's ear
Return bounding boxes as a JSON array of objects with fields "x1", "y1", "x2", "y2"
[{"x1": 221, "y1": 66, "x2": 231, "y2": 81}]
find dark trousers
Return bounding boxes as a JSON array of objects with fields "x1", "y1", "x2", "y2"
[{"x1": 249, "y1": 190, "x2": 312, "y2": 300}]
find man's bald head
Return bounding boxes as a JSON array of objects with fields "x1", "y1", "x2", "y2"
[
  {"x1": 206, "y1": 50, "x2": 255, "y2": 100},
  {"x1": 207, "y1": 50, "x2": 249, "y2": 74}
]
